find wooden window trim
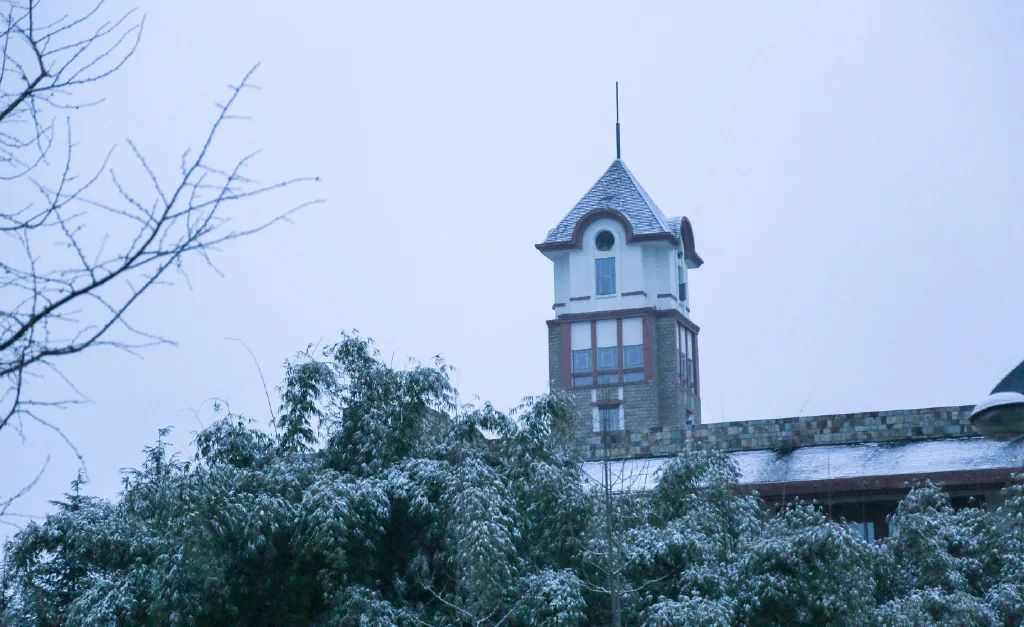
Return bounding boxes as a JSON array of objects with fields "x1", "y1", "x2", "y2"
[
  {"x1": 676, "y1": 324, "x2": 700, "y2": 396},
  {"x1": 570, "y1": 317, "x2": 647, "y2": 389}
]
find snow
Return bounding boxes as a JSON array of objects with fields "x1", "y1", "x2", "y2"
[{"x1": 581, "y1": 437, "x2": 1024, "y2": 490}]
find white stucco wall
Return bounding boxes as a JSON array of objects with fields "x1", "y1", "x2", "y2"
[{"x1": 546, "y1": 217, "x2": 691, "y2": 318}]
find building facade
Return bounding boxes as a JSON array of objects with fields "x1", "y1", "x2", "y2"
[
  {"x1": 582, "y1": 405, "x2": 1022, "y2": 540},
  {"x1": 537, "y1": 159, "x2": 703, "y2": 460},
  {"x1": 541, "y1": 157, "x2": 1020, "y2": 540}
]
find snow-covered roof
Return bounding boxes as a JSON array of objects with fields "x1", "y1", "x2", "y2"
[
  {"x1": 582, "y1": 437, "x2": 1024, "y2": 493},
  {"x1": 540, "y1": 160, "x2": 675, "y2": 246}
]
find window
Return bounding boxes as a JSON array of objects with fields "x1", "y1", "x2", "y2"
[
  {"x1": 846, "y1": 521, "x2": 876, "y2": 542},
  {"x1": 622, "y1": 318, "x2": 643, "y2": 383},
  {"x1": 678, "y1": 265, "x2": 687, "y2": 302},
  {"x1": 570, "y1": 317, "x2": 644, "y2": 387},
  {"x1": 595, "y1": 319, "x2": 618, "y2": 383},
  {"x1": 678, "y1": 324, "x2": 697, "y2": 392},
  {"x1": 596, "y1": 347, "x2": 618, "y2": 384},
  {"x1": 571, "y1": 322, "x2": 593, "y2": 387},
  {"x1": 595, "y1": 230, "x2": 615, "y2": 251},
  {"x1": 623, "y1": 345, "x2": 643, "y2": 369},
  {"x1": 595, "y1": 257, "x2": 616, "y2": 295},
  {"x1": 571, "y1": 349, "x2": 592, "y2": 386},
  {"x1": 597, "y1": 347, "x2": 618, "y2": 370},
  {"x1": 595, "y1": 405, "x2": 623, "y2": 432},
  {"x1": 572, "y1": 350, "x2": 592, "y2": 372}
]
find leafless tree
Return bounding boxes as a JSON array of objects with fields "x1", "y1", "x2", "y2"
[
  {"x1": 581, "y1": 431, "x2": 669, "y2": 627},
  {"x1": 0, "y1": 0, "x2": 317, "y2": 517}
]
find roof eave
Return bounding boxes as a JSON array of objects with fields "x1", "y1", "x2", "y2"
[{"x1": 537, "y1": 231, "x2": 679, "y2": 253}]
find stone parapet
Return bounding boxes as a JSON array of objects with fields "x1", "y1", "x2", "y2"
[
  {"x1": 577, "y1": 405, "x2": 977, "y2": 461},
  {"x1": 689, "y1": 405, "x2": 976, "y2": 453}
]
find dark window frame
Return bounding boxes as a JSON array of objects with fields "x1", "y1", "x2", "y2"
[
  {"x1": 571, "y1": 318, "x2": 645, "y2": 389},
  {"x1": 596, "y1": 404, "x2": 624, "y2": 432},
  {"x1": 595, "y1": 257, "x2": 616, "y2": 295},
  {"x1": 678, "y1": 324, "x2": 698, "y2": 394}
]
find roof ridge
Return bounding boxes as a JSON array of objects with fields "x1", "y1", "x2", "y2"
[
  {"x1": 615, "y1": 159, "x2": 670, "y2": 231},
  {"x1": 540, "y1": 159, "x2": 679, "y2": 247}
]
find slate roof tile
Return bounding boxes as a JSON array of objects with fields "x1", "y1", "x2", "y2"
[{"x1": 542, "y1": 159, "x2": 676, "y2": 245}]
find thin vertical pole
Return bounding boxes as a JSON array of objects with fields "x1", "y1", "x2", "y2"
[
  {"x1": 615, "y1": 82, "x2": 621, "y2": 160},
  {"x1": 602, "y1": 411, "x2": 621, "y2": 627},
  {"x1": 598, "y1": 413, "x2": 622, "y2": 622}
]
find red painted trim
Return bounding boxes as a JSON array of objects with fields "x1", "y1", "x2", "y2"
[
  {"x1": 569, "y1": 296, "x2": 591, "y2": 301},
  {"x1": 553, "y1": 307, "x2": 657, "y2": 323},
  {"x1": 562, "y1": 314, "x2": 657, "y2": 391},
  {"x1": 536, "y1": 213, "x2": 703, "y2": 269},
  {"x1": 551, "y1": 307, "x2": 700, "y2": 333},
  {"x1": 535, "y1": 209, "x2": 680, "y2": 252},
  {"x1": 670, "y1": 311, "x2": 700, "y2": 334},
  {"x1": 621, "y1": 290, "x2": 647, "y2": 297},
  {"x1": 678, "y1": 217, "x2": 703, "y2": 268},
  {"x1": 656, "y1": 292, "x2": 678, "y2": 301}
]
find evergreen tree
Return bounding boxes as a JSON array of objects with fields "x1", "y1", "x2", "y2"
[{"x1": 4, "y1": 334, "x2": 1024, "y2": 626}]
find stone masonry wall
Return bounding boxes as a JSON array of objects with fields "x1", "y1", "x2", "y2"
[
  {"x1": 577, "y1": 404, "x2": 976, "y2": 461},
  {"x1": 558, "y1": 317, "x2": 706, "y2": 460},
  {"x1": 690, "y1": 405, "x2": 976, "y2": 453},
  {"x1": 549, "y1": 313, "x2": 705, "y2": 461},
  {"x1": 548, "y1": 317, "x2": 970, "y2": 461},
  {"x1": 654, "y1": 316, "x2": 686, "y2": 428},
  {"x1": 546, "y1": 321, "x2": 974, "y2": 461},
  {"x1": 547, "y1": 322, "x2": 562, "y2": 390}
]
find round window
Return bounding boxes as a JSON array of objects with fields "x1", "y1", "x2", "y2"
[{"x1": 595, "y1": 230, "x2": 615, "y2": 251}]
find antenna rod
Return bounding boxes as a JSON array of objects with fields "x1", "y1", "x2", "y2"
[{"x1": 615, "y1": 81, "x2": 621, "y2": 159}]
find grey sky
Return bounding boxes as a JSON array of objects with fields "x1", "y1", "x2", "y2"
[{"x1": 4, "y1": 1, "x2": 1023, "y2": 528}]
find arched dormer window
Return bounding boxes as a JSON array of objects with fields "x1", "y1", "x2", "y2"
[{"x1": 594, "y1": 230, "x2": 616, "y2": 295}]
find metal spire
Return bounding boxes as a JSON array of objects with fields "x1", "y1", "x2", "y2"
[{"x1": 615, "y1": 81, "x2": 621, "y2": 160}]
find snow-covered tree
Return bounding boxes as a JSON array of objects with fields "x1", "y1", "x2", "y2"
[
  {"x1": 734, "y1": 502, "x2": 880, "y2": 626},
  {"x1": 4, "y1": 334, "x2": 1024, "y2": 626}
]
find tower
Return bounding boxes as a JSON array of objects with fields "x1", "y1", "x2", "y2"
[{"x1": 537, "y1": 158, "x2": 703, "y2": 460}]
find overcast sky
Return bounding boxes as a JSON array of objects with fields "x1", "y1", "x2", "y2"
[{"x1": 4, "y1": 1, "x2": 1024, "y2": 529}]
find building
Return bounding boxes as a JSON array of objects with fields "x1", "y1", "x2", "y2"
[
  {"x1": 539, "y1": 157, "x2": 1022, "y2": 539},
  {"x1": 537, "y1": 158, "x2": 704, "y2": 460}
]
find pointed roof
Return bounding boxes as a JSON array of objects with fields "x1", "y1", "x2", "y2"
[
  {"x1": 538, "y1": 160, "x2": 702, "y2": 266},
  {"x1": 540, "y1": 159, "x2": 671, "y2": 246}
]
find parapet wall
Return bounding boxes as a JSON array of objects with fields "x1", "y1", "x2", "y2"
[
  {"x1": 576, "y1": 404, "x2": 977, "y2": 461},
  {"x1": 689, "y1": 405, "x2": 976, "y2": 453}
]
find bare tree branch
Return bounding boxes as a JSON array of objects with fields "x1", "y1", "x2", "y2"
[{"x1": 1, "y1": 0, "x2": 319, "y2": 517}]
